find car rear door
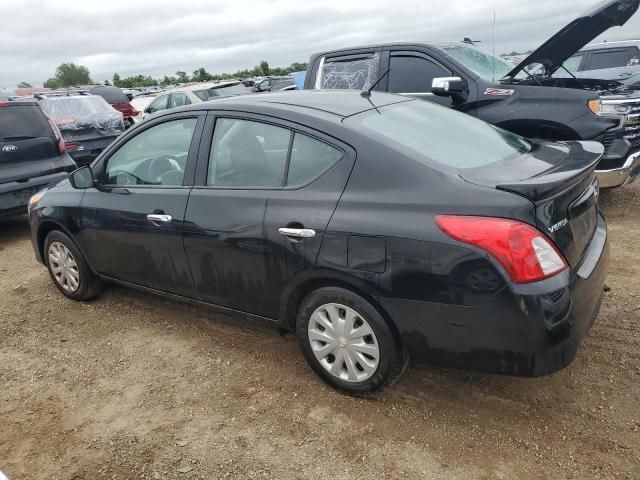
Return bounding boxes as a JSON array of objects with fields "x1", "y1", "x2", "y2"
[
  {"x1": 80, "y1": 111, "x2": 205, "y2": 296},
  {"x1": 182, "y1": 113, "x2": 354, "y2": 319}
]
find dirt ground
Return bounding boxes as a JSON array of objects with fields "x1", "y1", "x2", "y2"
[{"x1": 0, "y1": 184, "x2": 639, "y2": 480}]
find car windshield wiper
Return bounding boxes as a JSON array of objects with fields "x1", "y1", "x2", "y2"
[{"x1": 2, "y1": 135, "x2": 37, "y2": 141}]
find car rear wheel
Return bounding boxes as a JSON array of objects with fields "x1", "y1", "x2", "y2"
[
  {"x1": 296, "y1": 287, "x2": 406, "y2": 394},
  {"x1": 44, "y1": 230, "x2": 103, "y2": 301}
]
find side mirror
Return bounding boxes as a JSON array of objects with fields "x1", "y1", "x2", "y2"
[
  {"x1": 69, "y1": 166, "x2": 95, "y2": 189},
  {"x1": 431, "y1": 77, "x2": 465, "y2": 96},
  {"x1": 144, "y1": 106, "x2": 152, "y2": 114}
]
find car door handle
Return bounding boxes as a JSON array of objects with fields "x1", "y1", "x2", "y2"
[
  {"x1": 278, "y1": 227, "x2": 316, "y2": 239},
  {"x1": 147, "y1": 213, "x2": 172, "y2": 224}
]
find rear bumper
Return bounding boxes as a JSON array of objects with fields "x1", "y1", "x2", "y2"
[
  {"x1": 595, "y1": 150, "x2": 640, "y2": 189},
  {"x1": 378, "y1": 214, "x2": 609, "y2": 377},
  {"x1": 0, "y1": 171, "x2": 70, "y2": 217}
]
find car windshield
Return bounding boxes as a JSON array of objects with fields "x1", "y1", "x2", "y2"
[
  {"x1": 193, "y1": 84, "x2": 250, "y2": 101},
  {"x1": 437, "y1": 45, "x2": 514, "y2": 80},
  {"x1": 347, "y1": 100, "x2": 530, "y2": 169}
]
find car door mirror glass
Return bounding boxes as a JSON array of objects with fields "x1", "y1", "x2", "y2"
[
  {"x1": 69, "y1": 166, "x2": 95, "y2": 189},
  {"x1": 431, "y1": 76, "x2": 464, "y2": 96}
]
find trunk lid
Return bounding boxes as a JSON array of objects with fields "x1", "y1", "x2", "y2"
[
  {"x1": 505, "y1": 0, "x2": 639, "y2": 79},
  {"x1": 461, "y1": 141, "x2": 603, "y2": 267}
]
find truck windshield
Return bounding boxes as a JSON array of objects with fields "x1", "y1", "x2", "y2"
[
  {"x1": 437, "y1": 45, "x2": 514, "y2": 80},
  {"x1": 346, "y1": 100, "x2": 530, "y2": 169}
]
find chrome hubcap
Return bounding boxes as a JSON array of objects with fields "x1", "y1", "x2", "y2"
[
  {"x1": 308, "y1": 303, "x2": 380, "y2": 383},
  {"x1": 48, "y1": 242, "x2": 80, "y2": 292}
]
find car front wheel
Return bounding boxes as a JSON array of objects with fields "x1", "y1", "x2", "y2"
[
  {"x1": 44, "y1": 230, "x2": 103, "y2": 301},
  {"x1": 296, "y1": 287, "x2": 406, "y2": 394}
]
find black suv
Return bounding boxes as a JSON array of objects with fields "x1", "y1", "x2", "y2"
[
  {"x1": 304, "y1": 0, "x2": 640, "y2": 188},
  {"x1": 0, "y1": 100, "x2": 76, "y2": 217}
]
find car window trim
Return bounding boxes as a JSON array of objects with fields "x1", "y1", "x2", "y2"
[
  {"x1": 94, "y1": 111, "x2": 206, "y2": 189},
  {"x1": 193, "y1": 111, "x2": 348, "y2": 191}
]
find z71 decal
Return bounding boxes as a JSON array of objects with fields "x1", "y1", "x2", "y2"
[{"x1": 484, "y1": 88, "x2": 515, "y2": 96}]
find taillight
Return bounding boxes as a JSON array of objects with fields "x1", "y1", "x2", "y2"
[
  {"x1": 65, "y1": 143, "x2": 78, "y2": 151},
  {"x1": 0, "y1": 101, "x2": 8, "y2": 106},
  {"x1": 435, "y1": 215, "x2": 568, "y2": 284},
  {"x1": 57, "y1": 138, "x2": 66, "y2": 153}
]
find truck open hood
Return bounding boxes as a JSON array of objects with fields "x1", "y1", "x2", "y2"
[{"x1": 505, "y1": 0, "x2": 639, "y2": 79}]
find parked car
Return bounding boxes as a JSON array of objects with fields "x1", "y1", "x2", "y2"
[
  {"x1": 253, "y1": 76, "x2": 293, "y2": 92},
  {"x1": 89, "y1": 86, "x2": 139, "y2": 128},
  {"x1": 143, "y1": 81, "x2": 251, "y2": 119},
  {"x1": 130, "y1": 95, "x2": 156, "y2": 123},
  {"x1": 304, "y1": 0, "x2": 640, "y2": 189},
  {"x1": 0, "y1": 99, "x2": 76, "y2": 217},
  {"x1": 29, "y1": 91, "x2": 608, "y2": 394},
  {"x1": 269, "y1": 79, "x2": 296, "y2": 91},
  {"x1": 36, "y1": 93, "x2": 124, "y2": 166},
  {"x1": 560, "y1": 40, "x2": 640, "y2": 88}
]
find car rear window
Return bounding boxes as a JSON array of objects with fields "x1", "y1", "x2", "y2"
[
  {"x1": 193, "y1": 83, "x2": 251, "y2": 101},
  {"x1": 347, "y1": 100, "x2": 530, "y2": 169},
  {"x1": 0, "y1": 104, "x2": 52, "y2": 141},
  {"x1": 90, "y1": 86, "x2": 129, "y2": 104}
]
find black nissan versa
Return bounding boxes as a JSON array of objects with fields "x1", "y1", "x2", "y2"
[{"x1": 28, "y1": 91, "x2": 609, "y2": 394}]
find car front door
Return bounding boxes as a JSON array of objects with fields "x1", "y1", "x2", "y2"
[
  {"x1": 80, "y1": 112, "x2": 205, "y2": 296},
  {"x1": 386, "y1": 51, "x2": 455, "y2": 106},
  {"x1": 182, "y1": 113, "x2": 354, "y2": 319}
]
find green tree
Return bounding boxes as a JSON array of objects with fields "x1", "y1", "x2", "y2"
[
  {"x1": 259, "y1": 61, "x2": 270, "y2": 76},
  {"x1": 112, "y1": 73, "x2": 121, "y2": 87},
  {"x1": 175, "y1": 71, "x2": 189, "y2": 83},
  {"x1": 192, "y1": 67, "x2": 213, "y2": 82},
  {"x1": 44, "y1": 62, "x2": 92, "y2": 88},
  {"x1": 17, "y1": 81, "x2": 32, "y2": 88}
]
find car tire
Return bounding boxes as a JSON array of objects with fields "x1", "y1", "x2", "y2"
[
  {"x1": 296, "y1": 287, "x2": 407, "y2": 395},
  {"x1": 44, "y1": 230, "x2": 103, "y2": 301}
]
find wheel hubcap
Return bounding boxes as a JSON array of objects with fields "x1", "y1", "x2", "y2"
[
  {"x1": 48, "y1": 242, "x2": 80, "y2": 293},
  {"x1": 308, "y1": 303, "x2": 380, "y2": 383}
]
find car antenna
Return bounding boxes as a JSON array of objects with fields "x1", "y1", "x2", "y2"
[
  {"x1": 361, "y1": 67, "x2": 391, "y2": 98},
  {"x1": 492, "y1": 12, "x2": 496, "y2": 83}
]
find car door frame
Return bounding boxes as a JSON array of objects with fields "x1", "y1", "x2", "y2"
[{"x1": 185, "y1": 109, "x2": 357, "y2": 319}]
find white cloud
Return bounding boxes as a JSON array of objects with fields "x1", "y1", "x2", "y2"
[{"x1": 1, "y1": 0, "x2": 639, "y2": 88}]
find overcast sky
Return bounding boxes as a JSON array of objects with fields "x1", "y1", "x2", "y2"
[{"x1": 2, "y1": 0, "x2": 640, "y2": 89}]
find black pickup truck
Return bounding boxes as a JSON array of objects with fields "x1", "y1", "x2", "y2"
[{"x1": 304, "y1": 0, "x2": 640, "y2": 188}]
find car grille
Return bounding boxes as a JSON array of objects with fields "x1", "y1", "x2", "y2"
[{"x1": 624, "y1": 102, "x2": 640, "y2": 147}]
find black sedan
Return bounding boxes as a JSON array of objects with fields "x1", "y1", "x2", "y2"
[{"x1": 28, "y1": 91, "x2": 609, "y2": 394}]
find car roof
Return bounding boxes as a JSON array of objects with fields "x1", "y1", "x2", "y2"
[
  {"x1": 581, "y1": 40, "x2": 640, "y2": 51},
  {"x1": 176, "y1": 90, "x2": 411, "y2": 119}
]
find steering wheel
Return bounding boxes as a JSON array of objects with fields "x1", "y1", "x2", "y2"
[{"x1": 147, "y1": 155, "x2": 184, "y2": 185}]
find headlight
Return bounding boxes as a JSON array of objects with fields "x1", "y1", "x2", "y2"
[
  {"x1": 589, "y1": 99, "x2": 631, "y2": 115},
  {"x1": 28, "y1": 189, "x2": 47, "y2": 211}
]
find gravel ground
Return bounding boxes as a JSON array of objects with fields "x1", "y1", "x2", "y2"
[{"x1": 0, "y1": 183, "x2": 639, "y2": 480}]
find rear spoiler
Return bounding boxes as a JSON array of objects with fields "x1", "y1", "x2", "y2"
[{"x1": 496, "y1": 141, "x2": 604, "y2": 200}]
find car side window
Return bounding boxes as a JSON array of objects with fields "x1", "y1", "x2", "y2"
[
  {"x1": 170, "y1": 92, "x2": 191, "y2": 108},
  {"x1": 148, "y1": 95, "x2": 169, "y2": 113},
  {"x1": 207, "y1": 118, "x2": 291, "y2": 188},
  {"x1": 588, "y1": 48, "x2": 640, "y2": 70},
  {"x1": 388, "y1": 55, "x2": 451, "y2": 93},
  {"x1": 104, "y1": 118, "x2": 197, "y2": 186},
  {"x1": 563, "y1": 54, "x2": 584, "y2": 73},
  {"x1": 320, "y1": 53, "x2": 380, "y2": 90},
  {"x1": 287, "y1": 133, "x2": 343, "y2": 187}
]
